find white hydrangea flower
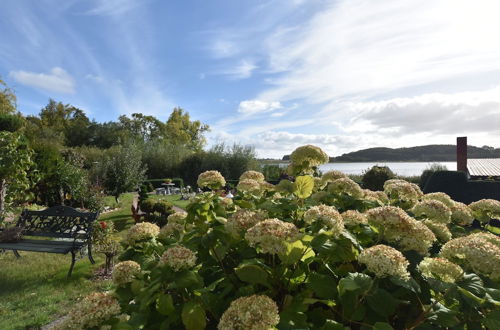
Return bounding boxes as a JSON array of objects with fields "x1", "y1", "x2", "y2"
[
  {"x1": 290, "y1": 145, "x2": 329, "y2": 167},
  {"x1": 159, "y1": 245, "x2": 197, "y2": 271},
  {"x1": 167, "y1": 211, "x2": 187, "y2": 224},
  {"x1": 245, "y1": 218, "x2": 300, "y2": 255},
  {"x1": 412, "y1": 200, "x2": 452, "y2": 223},
  {"x1": 218, "y1": 295, "x2": 280, "y2": 330},
  {"x1": 159, "y1": 222, "x2": 184, "y2": 239},
  {"x1": 225, "y1": 209, "x2": 267, "y2": 235},
  {"x1": 341, "y1": 210, "x2": 368, "y2": 227},
  {"x1": 237, "y1": 179, "x2": 261, "y2": 194},
  {"x1": 366, "y1": 206, "x2": 436, "y2": 255},
  {"x1": 418, "y1": 257, "x2": 463, "y2": 283},
  {"x1": 422, "y1": 192, "x2": 455, "y2": 208},
  {"x1": 363, "y1": 189, "x2": 389, "y2": 204},
  {"x1": 469, "y1": 199, "x2": 500, "y2": 223},
  {"x1": 197, "y1": 170, "x2": 226, "y2": 190},
  {"x1": 304, "y1": 204, "x2": 344, "y2": 235},
  {"x1": 328, "y1": 178, "x2": 364, "y2": 199},
  {"x1": 440, "y1": 232, "x2": 500, "y2": 280},
  {"x1": 450, "y1": 202, "x2": 474, "y2": 225},
  {"x1": 126, "y1": 222, "x2": 160, "y2": 246},
  {"x1": 321, "y1": 170, "x2": 347, "y2": 187},
  {"x1": 422, "y1": 220, "x2": 452, "y2": 242},
  {"x1": 239, "y1": 170, "x2": 265, "y2": 182},
  {"x1": 358, "y1": 245, "x2": 410, "y2": 280},
  {"x1": 112, "y1": 261, "x2": 141, "y2": 286},
  {"x1": 384, "y1": 180, "x2": 420, "y2": 209},
  {"x1": 49, "y1": 292, "x2": 121, "y2": 330}
]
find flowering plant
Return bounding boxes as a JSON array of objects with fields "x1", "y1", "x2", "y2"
[{"x1": 96, "y1": 145, "x2": 498, "y2": 330}]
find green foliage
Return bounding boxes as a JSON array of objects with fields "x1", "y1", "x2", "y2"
[
  {"x1": 362, "y1": 165, "x2": 395, "y2": 191},
  {"x1": 179, "y1": 143, "x2": 258, "y2": 186},
  {"x1": 420, "y1": 163, "x2": 448, "y2": 189},
  {"x1": 0, "y1": 78, "x2": 17, "y2": 114},
  {"x1": 0, "y1": 132, "x2": 35, "y2": 213},
  {"x1": 106, "y1": 146, "x2": 499, "y2": 330},
  {"x1": 0, "y1": 113, "x2": 24, "y2": 132},
  {"x1": 99, "y1": 144, "x2": 146, "y2": 201},
  {"x1": 165, "y1": 107, "x2": 210, "y2": 151}
]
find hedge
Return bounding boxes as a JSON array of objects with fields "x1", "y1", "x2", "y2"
[{"x1": 423, "y1": 171, "x2": 500, "y2": 203}]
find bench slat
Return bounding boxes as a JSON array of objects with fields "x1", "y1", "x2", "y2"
[{"x1": 0, "y1": 243, "x2": 73, "y2": 254}]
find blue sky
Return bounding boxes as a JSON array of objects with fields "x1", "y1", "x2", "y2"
[{"x1": 1, "y1": 0, "x2": 500, "y2": 158}]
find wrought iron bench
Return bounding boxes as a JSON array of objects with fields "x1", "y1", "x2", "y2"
[{"x1": 0, "y1": 206, "x2": 98, "y2": 277}]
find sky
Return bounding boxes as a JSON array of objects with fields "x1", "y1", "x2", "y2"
[{"x1": 1, "y1": 0, "x2": 500, "y2": 158}]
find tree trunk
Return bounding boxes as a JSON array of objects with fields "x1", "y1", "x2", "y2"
[
  {"x1": 59, "y1": 187, "x2": 65, "y2": 206},
  {"x1": 0, "y1": 179, "x2": 7, "y2": 214}
]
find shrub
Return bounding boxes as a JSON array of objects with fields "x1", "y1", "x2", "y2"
[
  {"x1": 139, "y1": 199, "x2": 156, "y2": 214},
  {"x1": 153, "y1": 200, "x2": 173, "y2": 215},
  {"x1": 93, "y1": 145, "x2": 499, "y2": 330},
  {"x1": 420, "y1": 163, "x2": 448, "y2": 189},
  {"x1": 361, "y1": 165, "x2": 395, "y2": 191}
]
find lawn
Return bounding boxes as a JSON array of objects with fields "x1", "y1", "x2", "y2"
[
  {"x1": 0, "y1": 193, "x2": 135, "y2": 330},
  {"x1": 148, "y1": 193, "x2": 190, "y2": 209}
]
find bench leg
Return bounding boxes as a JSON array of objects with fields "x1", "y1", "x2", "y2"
[
  {"x1": 13, "y1": 250, "x2": 21, "y2": 258},
  {"x1": 68, "y1": 251, "x2": 76, "y2": 278},
  {"x1": 88, "y1": 244, "x2": 95, "y2": 264}
]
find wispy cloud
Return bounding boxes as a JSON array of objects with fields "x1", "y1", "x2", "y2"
[
  {"x1": 220, "y1": 60, "x2": 258, "y2": 79},
  {"x1": 9, "y1": 67, "x2": 75, "y2": 94},
  {"x1": 84, "y1": 0, "x2": 140, "y2": 16},
  {"x1": 238, "y1": 99, "x2": 282, "y2": 115},
  {"x1": 259, "y1": 0, "x2": 500, "y2": 103}
]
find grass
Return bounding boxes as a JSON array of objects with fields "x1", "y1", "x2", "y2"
[
  {"x1": 148, "y1": 193, "x2": 190, "y2": 209},
  {"x1": 0, "y1": 193, "x2": 135, "y2": 330}
]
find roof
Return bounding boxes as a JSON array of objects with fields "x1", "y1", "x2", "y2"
[{"x1": 467, "y1": 158, "x2": 500, "y2": 177}]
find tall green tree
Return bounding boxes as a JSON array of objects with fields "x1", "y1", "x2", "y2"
[
  {"x1": 119, "y1": 113, "x2": 164, "y2": 142},
  {"x1": 0, "y1": 78, "x2": 16, "y2": 114},
  {"x1": 100, "y1": 144, "x2": 146, "y2": 202},
  {"x1": 165, "y1": 108, "x2": 209, "y2": 151}
]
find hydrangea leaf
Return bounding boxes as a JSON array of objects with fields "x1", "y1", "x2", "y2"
[
  {"x1": 293, "y1": 176, "x2": 314, "y2": 199},
  {"x1": 235, "y1": 263, "x2": 271, "y2": 288},
  {"x1": 182, "y1": 301, "x2": 206, "y2": 330}
]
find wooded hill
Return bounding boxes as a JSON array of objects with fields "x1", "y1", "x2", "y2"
[{"x1": 331, "y1": 145, "x2": 500, "y2": 162}]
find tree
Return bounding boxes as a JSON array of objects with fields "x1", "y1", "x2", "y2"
[
  {"x1": 119, "y1": 113, "x2": 164, "y2": 142},
  {"x1": 164, "y1": 108, "x2": 209, "y2": 151},
  {"x1": 0, "y1": 78, "x2": 16, "y2": 114},
  {"x1": 100, "y1": 144, "x2": 146, "y2": 202},
  {"x1": 0, "y1": 132, "x2": 34, "y2": 213}
]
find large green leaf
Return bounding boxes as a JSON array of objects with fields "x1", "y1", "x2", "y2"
[
  {"x1": 482, "y1": 310, "x2": 500, "y2": 329},
  {"x1": 181, "y1": 301, "x2": 206, "y2": 330},
  {"x1": 156, "y1": 294, "x2": 175, "y2": 316},
  {"x1": 307, "y1": 273, "x2": 338, "y2": 299},
  {"x1": 235, "y1": 263, "x2": 271, "y2": 287},
  {"x1": 337, "y1": 273, "x2": 373, "y2": 298},
  {"x1": 366, "y1": 288, "x2": 399, "y2": 317},
  {"x1": 293, "y1": 175, "x2": 314, "y2": 198},
  {"x1": 278, "y1": 240, "x2": 315, "y2": 265}
]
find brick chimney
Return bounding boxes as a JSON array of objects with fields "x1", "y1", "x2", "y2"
[{"x1": 457, "y1": 137, "x2": 467, "y2": 172}]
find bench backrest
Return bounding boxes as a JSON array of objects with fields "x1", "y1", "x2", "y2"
[{"x1": 17, "y1": 206, "x2": 98, "y2": 239}]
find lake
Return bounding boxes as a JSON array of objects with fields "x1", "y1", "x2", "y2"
[{"x1": 318, "y1": 162, "x2": 456, "y2": 176}]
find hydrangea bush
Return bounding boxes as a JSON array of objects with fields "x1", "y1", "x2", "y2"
[{"x1": 85, "y1": 145, "x2": 498, "y2": 329}]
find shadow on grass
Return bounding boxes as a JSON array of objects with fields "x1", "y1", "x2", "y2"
[{"x1": 0, "y1": 252, "x2": 97, "y2": 297}]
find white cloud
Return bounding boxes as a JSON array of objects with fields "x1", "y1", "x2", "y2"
[
  {"x1": 221, "y1": 60, "x2": 258, "y2": 79},
  {"x1": 210, "y1": 39, "x2": 239, "y2": 58},
  {"x1": 238, "y1": 99, "x2": 282, "y2": 115},
  {"x1": 9, "y1": 67, "x2": 75, "y2": 94},
  {"x1": 260, "y1": 0, "x2": 500, "y2": 104},
  {"x1": 85, "y1": 0, "x2": 140, "y2": 16}
]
